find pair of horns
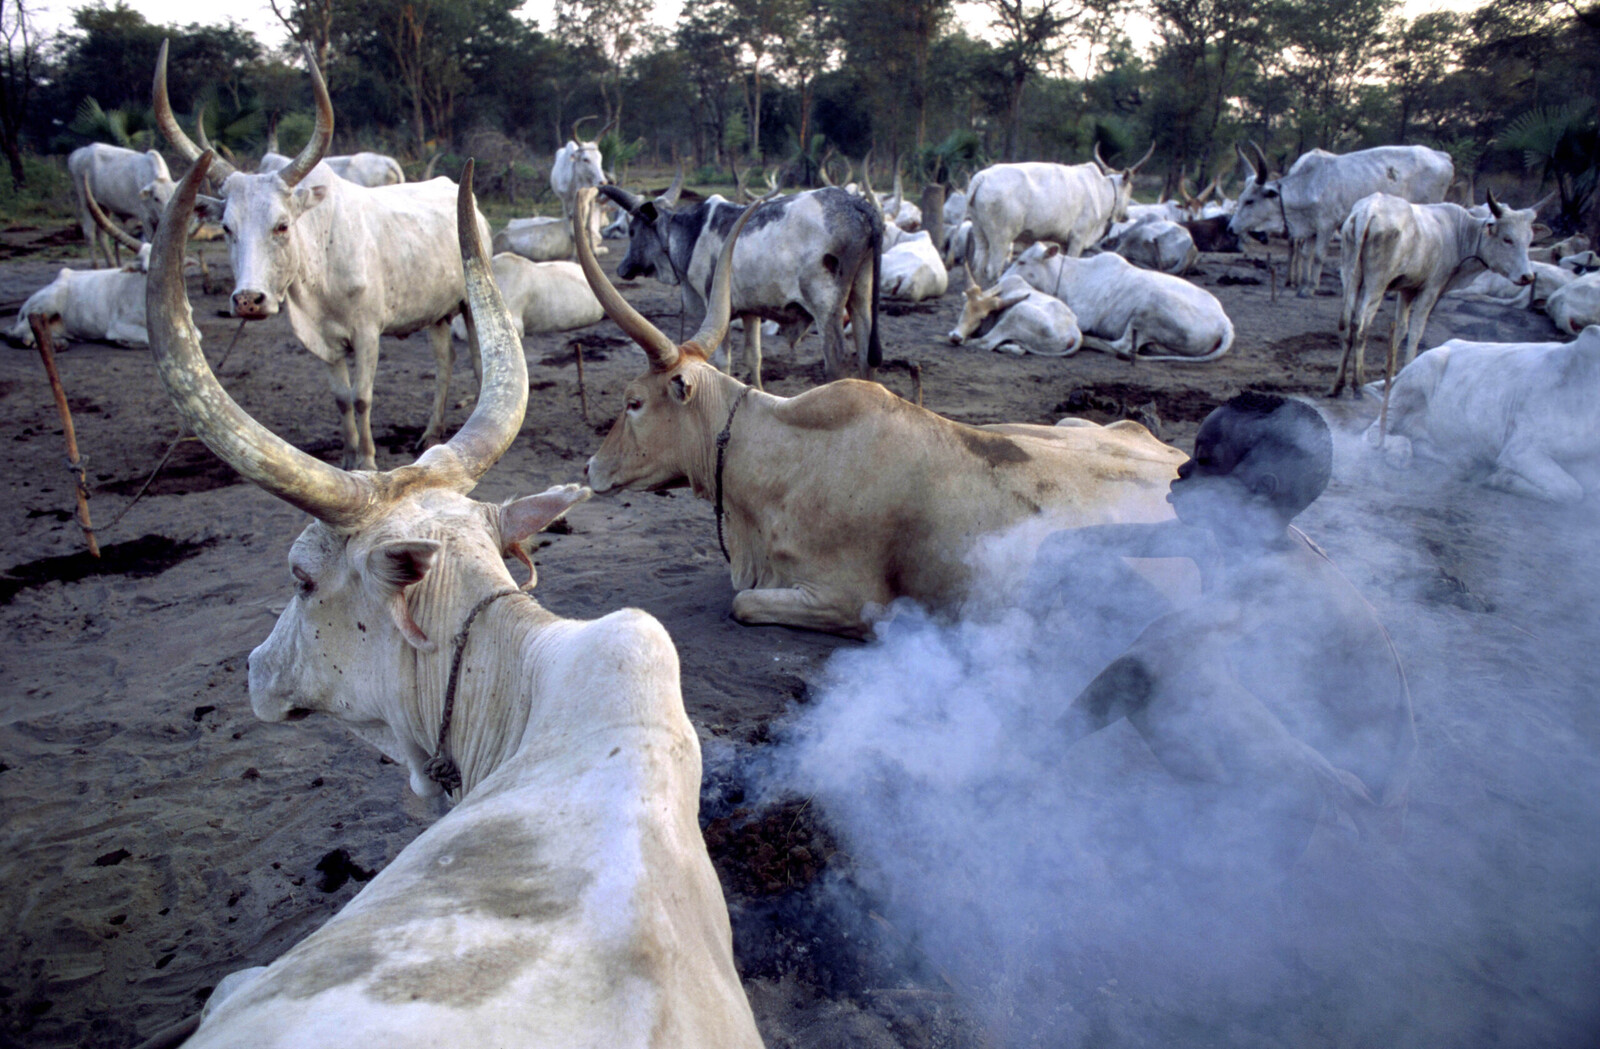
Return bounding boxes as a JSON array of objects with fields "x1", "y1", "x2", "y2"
[
  {"x1": 572, "y1": 114, "x2": 617, "y2": 143},
  {"x1": 1237, "y1": 141, "x2": 1274, "y2": 184},
  {"x1": 573, "y1": 185, "x2": 764, "y2": 373},
  {"x1": 1484, "y1": 187, "x2": 1556, "y2": 219},
  {"x1": 599, "y1": 164, "x2": 684, "y2": 216},
  {"x1": 145, "y1": 155, "x2": 527, "y2": 528},
  {"x1": 1092, "y1": 141, "x2": 1156, "y2": 175},
  {"x1": 154, "y1": 38, "x2": 331, "y2": 189}
]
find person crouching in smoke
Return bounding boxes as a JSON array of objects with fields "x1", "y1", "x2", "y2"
[{"x1": 1031, "y1": 391, "x2": 1416, "y2": 871}]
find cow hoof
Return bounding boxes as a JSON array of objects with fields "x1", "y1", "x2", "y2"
[{"x1": 1297, "y1": 286, "x2": 1314, "y2": 299}]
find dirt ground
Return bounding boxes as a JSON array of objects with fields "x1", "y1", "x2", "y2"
[{"x1": 0, "y1": 223, "x2": 1595, "y2": 1049}]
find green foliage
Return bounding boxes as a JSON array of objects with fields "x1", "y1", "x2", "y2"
[
  {"x1": 916, "y1": 128, "x2": 986, "y2": 184},
  {"x1": 598, "y1": 131, "x2": 644, "y2": 181},
  {"x1": 0, "y1": 155, "x2": 75, "y2": 222},
  {"x1": 1497, "y1": 103, "x2": 1599, "y2": 229}
]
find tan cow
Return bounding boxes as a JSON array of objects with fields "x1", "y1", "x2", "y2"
[
  {"x1": 140, "y1": 157, "x2": 761, "y2": 1049},
  {"x1": 572, "y1": 188, "x2": 1187, "y2": 638}
]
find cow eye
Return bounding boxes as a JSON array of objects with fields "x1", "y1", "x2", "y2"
[
  {"x1": 626, "y1": 397, "x2": 644, "y2": 412},
  {"x1": 274, "y1": 221, "x2": 291, "y2": 235},
  {"x1": 1503, "y1": 236, "x2": 1512, "y2": 244},
  {"x1": 1264, "y1": 188, "x2": 1278, "y2": 199},
  {"x1": 292, "y1": 565, "x2": 316, "y2": 595},
  {"x1": 222, "y1": 224, "x2": 233, "y2": 238}
]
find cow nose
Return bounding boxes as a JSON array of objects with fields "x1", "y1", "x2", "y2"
[
  {"x1": 1516, "y1": 273, "x2": 1534, "y2": 286},
  {"x1": 948, "y1": 331, "x2": 964, "y2": 344},
  {"x1": 232, "y1": 290, "x2": 268, "y2": 318}
]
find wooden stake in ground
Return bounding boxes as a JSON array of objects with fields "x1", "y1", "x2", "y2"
[{"x1": 29, "y1": 314, "x2": 100, "y2": 558}]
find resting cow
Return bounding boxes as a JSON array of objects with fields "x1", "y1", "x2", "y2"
[
  {"x1": 449, "y1": 255, "x2": 603, "y2": 340},
  {"x1": 493, "y1": 216, "x2": 576, "y2": 261},
  {"x1": 1364, "y1": 327, "x2": 1600, "y2": 504},
  {"x1": 948, "y1": 271, "x2": 1083, "y2": 356},
  {"x1": 139, "y1": 156, "x2": 763, "y2": 1049},
  {"x1": 1109, "y1": 218, "x2": 1199, "y2": 275},
  {"x1": 1332, "y1": 190, "x2": 1546, "y2": 396},
  {"x1": 571, "y1": 188, "x2": 1184, "y2": 638},
  {"x1": 1006, "y1": 243, "x2": 1234, "y2": 361},
  {"x1": 1547, "y1": 271, "x2": 1600, "y2": 336}
]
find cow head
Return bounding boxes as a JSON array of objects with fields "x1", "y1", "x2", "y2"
[
  {"x1": 601, "y1": 168, "x2": 685, "y2": 283},
  {"x1": 1091, "y1": 141, "x2": 1156, "y2": 226},
  {"x1": 153, "y1": 39, "x2": 334, "y2": 321},
  {"x1": 1005, "y1": 241, "x2": 1067, "y2": 294},
  {"x1": 1474, "y1": 189, "x2": 1551, "y2": 288},
  {"x1": 1228, "y1": 142, "x2": 1286, "y2": 239},
  {"x1": 149, "y1": 155, "x2": 587, "y2": 798},
  {"x1": 552, "y1": 115, "x2": 612, "y2": 197},
  {"x1": 573, "y1": 187, "x2": 759, "y2": 494},
  {"x1": 950, "y1": 271, "x2": 1032, "y2": 343}
]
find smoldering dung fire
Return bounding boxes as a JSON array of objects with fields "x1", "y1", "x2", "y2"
[{"x1": 751, "y1": 452, "x2": 1600, "y2": 1048}]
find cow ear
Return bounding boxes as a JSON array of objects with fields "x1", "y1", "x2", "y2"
[
  {"x1": 1044, "y1": 244, "x2": 1062, "y2": 259},
  {"x1": 371, "y1": 539, "x2": 440, "y2": 652},
  {"x1": 998, "y1": 286, "x2": 1032, "y2": 310},
  {"x1": 1532, "y1": 223, "x2": 1552, "y2": 239},
  {"x1": 291, "y1": 183, "x2": 328, "y2": 216},
  {"x1": 197, "y1": 195, "x2": 226, "y2": 222},
  {"x1": 500, "y1": 484, "x2": 591, "y2": 547},
  {"x1": 669, "y1": 374, "x2": 695, "y2": 403}
]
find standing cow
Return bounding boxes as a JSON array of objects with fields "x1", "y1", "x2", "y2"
[
  {"x1": 1229, "y1": 143, "x2": 1454, "y2": 297},
  {"x1": 139, "y1": 158, "x2": 764, "y2": 1049},
  {"x1": 551, "y1": 117, "x2": 611, "y2": 259},
  {"x1": 965, "y1": 143, "x2": 1155, "y2": 285},
  {"x1": 153, "y1": 40, "x2": 490, "y2": 471},
  {"x1": 1332, "y1": 190, "x2": 1546, "y2": 396},
  {"x1": 67, "y1": 143, "x2": 175, "y2": 267},
  {"x1": 600, "y1": 182, "x2": 882, "y2": 386}
]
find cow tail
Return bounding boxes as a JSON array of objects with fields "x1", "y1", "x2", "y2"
[
  {"x1": 867, "y1": 204, "x2": 884, "y2": 368},
  {"x1": 1340, "y1": 209, "x2": 1372, "y2": 333}
]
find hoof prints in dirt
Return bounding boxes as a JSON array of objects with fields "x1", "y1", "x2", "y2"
[{"x1": 0, "y1": 535, "x2": 216, "y2": 604}]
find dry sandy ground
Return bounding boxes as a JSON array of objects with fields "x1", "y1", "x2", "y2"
[{"x1": 0, "y1": 226, "x2": 1595, "y2": 1048}]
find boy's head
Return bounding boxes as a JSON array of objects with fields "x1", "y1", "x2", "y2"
[{"x1": 1169, "y1": 392, "x2": 1332, "y2": 540}]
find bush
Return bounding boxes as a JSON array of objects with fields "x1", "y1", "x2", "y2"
[{"x1": 0, "y1": 155, "x2": 77, "y2": 224}]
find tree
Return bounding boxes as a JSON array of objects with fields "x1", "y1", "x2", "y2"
[
  {"x1": 1380, "y1": 11, "x2": 1460, "y2": 141},
  {"x1": 267, "y1": 0, "x2": 334, "y2": 72},
  {"x1": 1266, "y1": 0, "x2": 1396, "y2": 150},
  {"x1": 984, "y1": 0, "x2": 1071, "y2": 160},
  {"x1": 675, "y1": 4, "x2": 740, "y2": 168},
  {"x1": 781, "y1": 0, "x2": 837, "y2": 176},
  {"x1": 555, "y1": 0, "x2": 652, "y2": 127},
  {"x1": 833, "y1": 0, "x2": 953, "y2": 152},
  {"x1": 0, "y1": 0, "x2": 36, "y2": 186},
  {"x1": 727, "y1": 0, "x2": 798, "y2": 161}
]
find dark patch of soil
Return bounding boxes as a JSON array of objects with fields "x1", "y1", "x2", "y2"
[
  {"x1": 0, "y1": 535, "x2": 216, "y2": 604},
  {"x1": 313, "y1": 849, "x2": 375, "y2": 894},
  {"x1": 99, "y1": 441, "x2": 239, "y2": 498}
]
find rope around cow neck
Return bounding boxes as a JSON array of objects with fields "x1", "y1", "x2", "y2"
[
  {"x1": 424, "y1": 586, "x2": 532, "y2": 795},
  {"x1": 713, "y1": 386, "x2": 752, "y2": 563}
]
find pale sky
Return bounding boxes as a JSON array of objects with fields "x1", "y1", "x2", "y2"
[{"x1": 32, "y1": 0, "x2": 1490, "y2": 58}]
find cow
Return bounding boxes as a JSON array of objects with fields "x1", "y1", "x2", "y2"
[
  {"x1": 67, "y1": 142, "x2": 175, "y2": 267},
  {"x1": 1005, "y1": 242, "x2": 1234, "y2": 362},
  {"x1": 1363, "y1": 327, "x2": 1600, "y2": 504},
  {"x1": 1547, "y1": 271, "x2": 1600, "y2": 335},
  {"x1": 139, "y1": 156, "x2": 764, "y2": 1049},
  {"x1": 153, "y1": 40, "x2": 491, "y2": 471},
  {"x1": 1332, "y1": 190, "x2": 1547, "y2": 396},
  {"x1": 944, "y1": 219, "x2": 974, "y2": 269},
  {"x1": 948, "y1": 270, "x2": 1083, "y2": 356},
  {"x1": 1451, "y1": 260, "x2": 1574, "y2": 311},
  {"x1": 1229, "y1": 142, "x2": 1454, "y2": 297},
  {"x1": 861, "y1": 164, "x2": 946, "y2": 300},
  {"x1": 493, "y1": 216, "x2": 575, "y2": 261},
  {"x1": 1108, "y1": 218, "x2": 1199, "y2": 275},
  {"x1": 943, "y1": 187, "x2": 967, "y2": 233},
  {"x1": 570, "y1": 187, "x2": 1187, "y2": 638},
  {"x1": 599, "y1": 180, "x2": 881, "y2": 388},
  {"x1": 448, "y1": 255, "x2": 603, "y2": 339},
  {"x1": 1180, "y1": 214, "x2": 1243, "y2": 254},
  {"x1": 551, "y1": 116, "x2": 611, "y2": 259},
  {"x1": 260, "y1": 150, "x2": 405, "y2": 187},
  {"x1": 964, "y1": 143, "x2": 1155, "y2": 285}
]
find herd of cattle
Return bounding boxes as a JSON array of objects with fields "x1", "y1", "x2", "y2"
[{"x1": 8, "y1": 41, "x2": 1600, "y2": 1048}]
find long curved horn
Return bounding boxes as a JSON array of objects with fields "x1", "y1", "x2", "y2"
[
  {"x1": 424, "y1": 151, "x2": 441, "y2": 180},
  {"x1": 194, "y1": 107, "x2": 214, "y2": 153},
  {"x1": 1528, "y1": 191, "x2": 1556, "y2": 214},
  {"x1": 733, "y1": 161, "x2": 750, "y2": 203},
  {"x1": 413, "y1": 159, "x2": 528, "y2": 490},
  {"x1": 965, "y1": 262, "x2": 980, "y2": 292},
  {"x1": 84, "y1": 180, "x2": 143, "y2": 252},
  {"x1": 1127, "y1": 142, "x2": 1156, "y2": 174},
  {"x1": 684, "y1": 192, "x2": 770, "y2": 358},
  {"x1": 572, "y1": 115, "x2": 597, "y2": 143},
  {"x1": 573, "y1": 187, "x2": 680, "y2": 371},
  {"x1": 860, "y1": 152, "x2": 884, "y2": 220},
  {"x1": 1249, "y1": 141, "x2": 1272, "y2": 182},
  {"x1": 1092, "y1": 141, "x2": 1110, "y2": 174},
  {"x1": 152, "y1": 40, "x2": 239, "y2": 182},
  {"x1": 1485, "y1": 187, "x2": 1504, "y2": 219},
  {"x1": 820, "y1": 146, "x2": 835, "y2": 187},
  {"x1": 280, "y1": 44, "x2": 332, "y2": 188},
  {"x1": 600, "y1": 183, "x2": 645, "y2": 215},
  {"x1": 146, "y1": 152, "x2": 373, "y2": 527},
  {"x1": 662, "y1": 164, "x2": 684, "y2": 207}
]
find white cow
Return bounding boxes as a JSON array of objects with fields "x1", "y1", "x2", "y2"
[
  {"x1": 1547, "y1": 271, "x2": 1600, "y2": 335},
  {"x1": 493, "y1": 216, "x2": 575, "y2": 261},
  {"x1": 141, "y1": 159, "x2": 764, "y2": 1049},
  {"x1": 1332, "y1": 190, "x2": 1546, "y2": 396},
  {"x1": 450, "y1": 255, "x2": 603, "y2": 339},
  {"x1": 8, "y1": 262, "x2": 148, "y2": 348},
  {"x1": 1364, "y1": 327, "x2": 1600, "y2": 503},
  {"x1": 67, "y1": 142, "x2": 174, "y2": 267},
  {"x1": 1109, "y1": 218, "x2": 1198, "y2": 275},
  {"x1": 1230, "y1": 143, "x2": 1454, "y2": 296},
  {"x1": 880, "y1": 229, "x2": 948, "y2": 301},
  {"x1": 551, "y1": 117, "x2": 610, "y2": 259},
  {"x1": 258, "y1": 149, "x2": 405, "y2": 187},
  {"x1": 965, "y1": 144, "x2": 1155, "y2": 284},
  {"x1": 944, "y1": 219, "x2": 974, "y2": 269},
  {"x1": 943, "y1": 188, "x2": 967, "y2": 232},
  {"x1": 1005, "y1": 242, "x2": 1234, "y2": 361},
  {"x1": 155, "y1": 40, "x2": 491, "y2": 471},
  {"x1": 1451, "y1": 260, "x2": 1574, "y2": 310},
  {"x1": 948, "y1": 271, "x2": 1083, "y2": 356}
]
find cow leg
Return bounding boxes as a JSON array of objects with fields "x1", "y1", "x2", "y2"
[
  {"x1": 417, "y1": 322, "x2": 455, "y2": 455},
  {"x1": 1300, "y1": 230, "x2": 1329, "y2": 298},
  {"x1": 731, "y1": 584, "x2": 877, "y2": 638},
  {"x1": 1379, "y1": 292, "x2": 1416, "y2": 396},
  {"x1": 742, "y1": 312, "x2": 764, "y2": 391},
  {"x1": 324, "y1": 355, "x2": 365, "y2": 471},
  {"x1": 1486, "y1": 446, "x2": 1585, "y2": 504},
  {"x1": 351, "y1": 333, "x2": 383, "y2": 471},
  {"x1": 1400, "y1": 285, "x2": 1444, "y2": 367}
]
